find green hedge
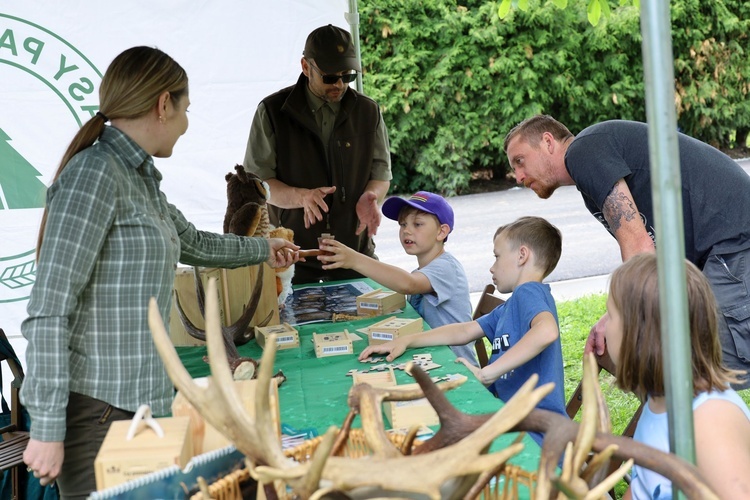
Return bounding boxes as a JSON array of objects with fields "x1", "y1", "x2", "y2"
[{"x1": 359, "y1": 0, "x2": 750, "y2": 194}]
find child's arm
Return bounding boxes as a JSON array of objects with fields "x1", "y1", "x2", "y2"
[
  {"x1": 359, "y1": 320, "x2": 485, "y2": 362},
  {"x1": 694, "y1": 399, "x2": 750, "y2": 498},
  {"x1": 457, "y1": 311, "x2": 558, "y2": 386},
  {"x1": 318, "y1": 239, "x2": 433, "y2": 295}
]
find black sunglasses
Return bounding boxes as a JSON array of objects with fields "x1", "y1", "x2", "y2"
[{"x1": 308, "y1": 62, "x2": 357, "y2": 84}]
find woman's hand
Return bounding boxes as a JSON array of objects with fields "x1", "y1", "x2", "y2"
[
  {"x1": 266, "y1": 238, "x2": 300, "y2": 268},
  {"x1": 24, "y1": 439, "x2": 64, "y2": 486}
]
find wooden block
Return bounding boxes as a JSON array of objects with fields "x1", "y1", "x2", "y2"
[
  {"x1": 351, "y1": 367, "x2": 396, "y2": 388},
  {"x1": 171, "y1": 378, "x2": 280, "y2": 456},
  {"x1": 255, "y1": 323, "x2": 300, "y2": 350},
  {"x1": 94, "y1": 416, "x2": 193, "y2": 490},
  {"x1": 365, "y1": 317, "x2": 423, "y2": 345},
  {"x1": 169, "y1": 264, "x2": 280, "y2": 347},
  {"x1": 356, "y1": 289, "x2": 406, "y2": 316},
  {"x1": 313, "y1": 331, "x2": 353, "y2": 358},
  {"x1": 383, "y1": 383, "x2": 439, "y2": 429}
]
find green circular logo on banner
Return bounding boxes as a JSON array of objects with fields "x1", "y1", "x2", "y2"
[{"x1": 0, "y1": 14, "x2": 102, "y2": 302}]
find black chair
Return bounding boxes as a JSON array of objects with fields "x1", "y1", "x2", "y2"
[
  {"x1": 471, "y1": 284, "x2": 505, "y2": 368},
  {"x1": 0, "y1": 328, "x2": 30, "y2": 500}
]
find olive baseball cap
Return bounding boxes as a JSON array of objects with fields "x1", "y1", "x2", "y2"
[
  {"x1": 303, "y1": 24, "x2": 361, "y2": 73},
  {"x1": 382, "y1": 191, "x2": 455, "y2": 233}
]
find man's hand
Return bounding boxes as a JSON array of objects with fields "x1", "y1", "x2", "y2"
[
  {"x1": 24, "y1": 439, "x2": 64, "y2": 486},
  {"x1": 302, "y1": 186, "x2": 336, "y2": 228},
  {"x1": 355, "y1": 190, "x2": 381, "y2": 237},
  {"x1": 266, "y1": 238, "x2": 300, "y2": 268},
  {"x1": 585, "y1": 312, "x2": 609, "y2": 356}
]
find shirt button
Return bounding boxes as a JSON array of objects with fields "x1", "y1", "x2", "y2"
[{"x1": 171, "y1": 237, "x2": 176, "y2": 243}]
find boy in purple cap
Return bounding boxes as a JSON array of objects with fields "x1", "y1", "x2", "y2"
[{"x1": 319, "y1": 191, "x2": 478, "y2": 366}]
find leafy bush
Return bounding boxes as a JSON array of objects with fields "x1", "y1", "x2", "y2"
[{"x1": 359, "y1": 0, "x2": 750, "y2": 194}]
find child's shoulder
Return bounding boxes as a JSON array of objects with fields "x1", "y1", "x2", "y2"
[{"x1": 512, "y1": 281, "x2": 551, "y2": 296}]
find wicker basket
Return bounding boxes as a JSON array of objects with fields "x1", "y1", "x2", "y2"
[{"x1": 190, "y1": 429, "x2": 537, "y2": 499}]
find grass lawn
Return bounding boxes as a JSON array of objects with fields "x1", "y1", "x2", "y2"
[{"x1": 554, "y1": 292, "x2": 750, "y2": 497}]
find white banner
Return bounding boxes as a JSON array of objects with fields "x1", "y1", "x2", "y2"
[{"x1": 0, "y1": 1, "x2": 349, "y2": 365}]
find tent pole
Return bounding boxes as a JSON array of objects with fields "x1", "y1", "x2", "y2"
[
  {"x1": 640, "y1": 2, "x2": 696, "y2": 497},
  {"x1": 345, "y1": 0, "x2": 363, "y2": 93}
]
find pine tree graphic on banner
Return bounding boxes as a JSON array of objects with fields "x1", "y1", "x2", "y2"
[{"x1": 0, "y1": 127, "x2": 47, "y2": 210}]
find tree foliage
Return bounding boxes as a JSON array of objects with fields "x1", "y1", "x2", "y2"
[{"x1": 358, "y1": 0, "x2": 750, "y2": 195}]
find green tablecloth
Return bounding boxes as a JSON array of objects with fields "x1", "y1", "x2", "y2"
[{"x1": 175, "y1": 279, "x2": 541, "y2": 474}]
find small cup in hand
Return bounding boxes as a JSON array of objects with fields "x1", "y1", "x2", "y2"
[{"x1": 318, "y1": 232, "x2": 335, "y2": 256}]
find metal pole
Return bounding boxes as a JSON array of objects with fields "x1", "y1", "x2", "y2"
[
  {"x1": 640, "y1": 1, "x2": 696, "y2": 497},
  {"x1": 345, "y1": 0, "x2": 363, "y2": 93}
]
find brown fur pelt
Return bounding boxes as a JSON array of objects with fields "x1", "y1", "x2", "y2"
[{"x1": 223, "y1": 164, "x2": 270, "y2": 237}]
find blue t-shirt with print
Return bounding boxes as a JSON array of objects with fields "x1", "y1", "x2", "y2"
[{"x1": 476, "y1": 281, "x2": 566, "y2": 444}]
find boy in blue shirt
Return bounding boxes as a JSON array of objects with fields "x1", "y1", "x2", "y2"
[
  {"x1": 319, "y1": 191, "x2": 478, "y2": 366},
  {"x1": 359, "y1": 216, "x2": 567, "y2": 445}
]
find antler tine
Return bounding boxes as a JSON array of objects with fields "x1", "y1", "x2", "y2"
[
  {"x1": 149, "y1": 297, "x2": 206, "y2": 409},
  {"x1": 174, "y1": 288, "x2": 207, "y2": 341},
  {"x1": 347, "y1": 373, "x2": 468, "y2": 459},
  {"x1": 150, "y1": 281, "x2": 295, "y2": 475},
  {"x1": 226, "y1": 264, "x2": 264, "y2": 345},
  {"x1": 572, "y1": 353, "x2": 600, "y2": 472},
  {"x1": 203, "y1": 279, "x2": 290, "y2": 469},
  {"x1": 348, "y1": 383, "x2": 401, "y2": 459}
]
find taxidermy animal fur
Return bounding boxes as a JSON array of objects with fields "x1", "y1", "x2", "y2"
[
  {"x1": 223, "y1": 164, "x2": 270, "y2": 237},
  {"x1": 224, "y1": 164, "x2": 294, "y2": 306}
]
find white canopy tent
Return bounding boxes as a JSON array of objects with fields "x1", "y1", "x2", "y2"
[{"x1": 0, "y1": 0, "x2": 349, "y2": 385}]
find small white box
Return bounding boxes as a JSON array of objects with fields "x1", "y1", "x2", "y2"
[
  {"x1": 366, "y1": 317, "x2": 423, "y2": 345},
  {"x1": 255, "y1": 323, "x2": 300, "y2": 350},
  {"x1": 313, "y1": 331, "x2": 354, "y2": 357},
  {"x1": 356, "y1": 289, "x2": 406, "y2": 316}
]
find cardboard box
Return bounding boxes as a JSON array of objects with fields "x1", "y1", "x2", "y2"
[
  {"x1": 313, "y1": 331, "x2": 353, "y2": 357},
  {"x1": 95, "y1": 416, "x2": 193, "y2": 490},
  {"x1": 255, "y1": 323, "x2": 300, "y2": 350},
  {"x1": 356, "y1": 289, "x2": 406, "y2": 316},
  {"x1": 365, "y1": 317, "x2": 424, "y2": 345},
  {"x1": 171, "y1": 378, "x2": 281, "y2": 455},
  {"x1": 169, "y1": 264, "x2": 280, "y2": 346}
]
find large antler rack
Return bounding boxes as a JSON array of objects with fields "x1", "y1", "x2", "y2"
[
  {"x1": 150, "y1": 278, "x2": 553, "y2": 499},
  {"x1": 174, "y1": 264, "x2": 274, "y2": 346}
]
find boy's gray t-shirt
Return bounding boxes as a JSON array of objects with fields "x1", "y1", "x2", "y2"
[
  {"x1": 565, "y1": 120, "x2": 750, "y2": 268},
  {"x1": 408, "y1": 251, "x2": 477, "y2": 366},
  {"x1": 408, "y1": 252, "x2": 472, "y2": 328}
]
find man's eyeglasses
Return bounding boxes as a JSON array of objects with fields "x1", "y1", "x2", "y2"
[{"x1": 308, "y1": 62, "x2": 357, "y2": 84}]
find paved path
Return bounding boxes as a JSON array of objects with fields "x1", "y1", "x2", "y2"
[{"x1": 372, "y1": 158, "x2": 750, "y2": 301}]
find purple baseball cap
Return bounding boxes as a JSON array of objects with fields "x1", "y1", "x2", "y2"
[{"x1": 382, "y1": 191, "x2": 454, "y2": 233}]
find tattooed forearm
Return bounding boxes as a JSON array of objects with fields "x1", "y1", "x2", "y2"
[{"x1": 602, "y1": 183, "x2": 638, "y2": 233}]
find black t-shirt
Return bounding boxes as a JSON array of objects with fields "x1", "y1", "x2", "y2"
[{"x1": 564, "y1": 120, "x2": 750, "y2": 267}]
